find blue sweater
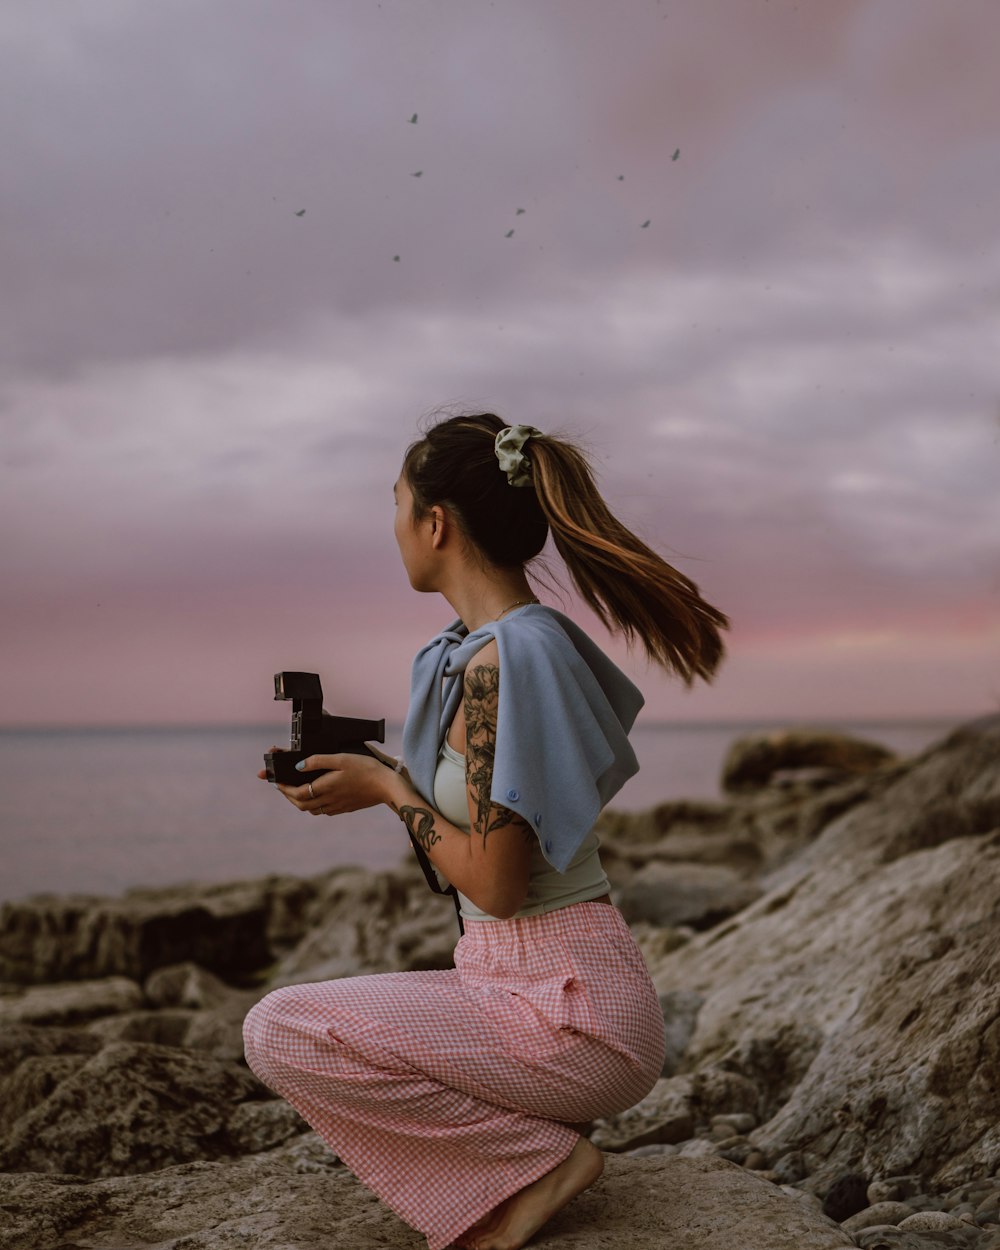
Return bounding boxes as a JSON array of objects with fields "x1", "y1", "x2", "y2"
[{"x1": 401, "y1": 604, "x2": 645, "y2": 872}]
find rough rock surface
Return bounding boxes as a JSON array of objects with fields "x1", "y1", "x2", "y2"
[
  {"x1": 0, "y1": 1148, "x2": 854, "y2": 1250},
  {"x1": 0, "y1": 976, "x2": 144, "y2": 1026},
  {"x1": 720, "y1": 727, "x2": 899, "y2": 793},
  {"x1": 647, "y1": 714, "x2": 1000, "y2": 1191},
  {"x1": 617, "y1": 860, "x2": 762, "y2": 928},
  {"x1": 0, "y1": 1040, "x2": 275, "y2": 1176}
]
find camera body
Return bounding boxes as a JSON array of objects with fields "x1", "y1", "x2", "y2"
[{"x1": 264, "y1": 671, "x2": 385, "y2": 785}]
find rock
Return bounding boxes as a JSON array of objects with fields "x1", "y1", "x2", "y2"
[
  {"x1": 721, "y1": 728, "x2": 898, "y2": 794},
  {"x1": 712, "y1": 1112, "x2": 757, "y2": 1135},
  {"x1": 226, "y1": 1100, "x2": 311, "y2": 1154},
  {"x1": 144, "y1": 961, "x2": 233, "y2": 1009},
  {"x1": 679, "y1": 1137, "x2": 719, "y2": 1158},
  {"x1": 843, "y1": 1201, "x2": 917, "y2": 1233},
  {"x1": 268, "y1": 866, "x2": 453, "y2": 986},
  {"x1": 616, "y1": 861, "x2": 761, "y2": 929},
  {"x1": 854, "y1": 1229, "x2": 907, "y2": 1250},
  {"x1": 597, "y1": 799, "x2": 738, "y2": 846},
  {"x1": 823, "y1": 1172, "x2": 872, "y2": 1221},
  {"x1": 717, "y1": 1139, "x2": 753, "y2": 1164},
  {"x1": 0, "y1": 1022, "x2": 103, "y2": 1079},
  {"x1": 0, "y1": 976, "x2": 143, "y2": 1025},
  {"x1": 85, "y1": 1007, "x2": 197, "y2": 1047},
  {"x1": 772, "y1": 1148, "x2": 808, "y2": 1183},
  {"x1": 898, "y1": 1211, "x2": 967, "y2": 1231},
  {"x1": 182, "y1": 986, "x2": 267, "y2": 1062},
  {"x1": 590, "y1": 1067, "x2": 759, "y2": 1153},
  {"x1": 0, "y1": 1151, "x2": 856, "y2": 1250},
  {"x1": 659, "y1": 987, "x2": 705, "y2": 1075},
  {"x1": 644, "y1": 715, "x2": 1000, "y2": 1192},
  {"x1": 0, "y1": 883, "x2": 273, "y2": 985},
  {"x1": 0, "y1": 1054, "x2": 92, "y2": 1133},
  {"x1": 692, "y1": 1066, "x2": 760, "y2": 1118},
  {"x1": 590, "y1": 1075, "x2": 696, "y2": 1151},
  {"x1": 0, "y1": 1040, "x2": 269, "y2": 1177},
  {"x1": 868, "y1": 1175, "x2": 925, "y2": 1203}
]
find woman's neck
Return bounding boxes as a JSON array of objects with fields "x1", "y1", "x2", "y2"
[{"x1": 439, "y1": 571, "x2": 538, "y2": 632}]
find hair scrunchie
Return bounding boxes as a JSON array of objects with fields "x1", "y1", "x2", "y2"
[{"x1": 495, "y1": 424, "x2": 542, "y2": 487}]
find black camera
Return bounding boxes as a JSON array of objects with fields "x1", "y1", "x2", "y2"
[{"x1": 263, "y1": 671, "x2": 386, "y2": 785}]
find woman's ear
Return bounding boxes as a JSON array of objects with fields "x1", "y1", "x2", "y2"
[{"x1": 430, "y1": 505, "x2": 447, "y2": 548}]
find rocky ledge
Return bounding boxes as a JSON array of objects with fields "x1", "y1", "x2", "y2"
[{"x1": 1, "y1": 714, "x2": 998, "y2": 1249}]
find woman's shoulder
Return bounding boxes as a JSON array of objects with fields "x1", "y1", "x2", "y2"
[{"x1": 464, "y1": 635, "x2": 500, "y2": 672}]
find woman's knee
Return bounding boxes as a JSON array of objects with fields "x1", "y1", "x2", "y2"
[{"x1": 242, "y1": 985, "x2": 304, "y2": 1076}]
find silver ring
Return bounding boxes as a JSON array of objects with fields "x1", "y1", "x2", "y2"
[{"x1": 307, "y1": 782, "x2": 316, "y2": 800}]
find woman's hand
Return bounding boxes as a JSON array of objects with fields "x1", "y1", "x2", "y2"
[{"x1": 269, "y1": 751, "x2": 394, "y2": 817}]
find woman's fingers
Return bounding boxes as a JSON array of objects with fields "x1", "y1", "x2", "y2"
[
  {"x1": 276, "y1": 774, "x2": 338, "y2": 816},
  {"x1": 258, "y1": 746, "x2": 284, "y2": 781},
  {"x1": 293, "y1": 753, "x2": 347, "y2": 775}
]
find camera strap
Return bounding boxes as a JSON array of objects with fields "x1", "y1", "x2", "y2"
[{"x1": 407, "y1": 835, "x2": 464, "y2": 936}]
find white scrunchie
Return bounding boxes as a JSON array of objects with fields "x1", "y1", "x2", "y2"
[{"x1": 495, "y1": 424, "x2": 542, "y2": 487}]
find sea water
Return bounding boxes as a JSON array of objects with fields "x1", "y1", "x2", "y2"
[{"x1": 0, "y1": 719, "x2": 960, "y2": 906}]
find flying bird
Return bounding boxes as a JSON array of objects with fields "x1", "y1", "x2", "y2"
[
  {"x1": 641, "y1": 220, "x2": 650, "y2": 228},
  {"x1": 393, "y1": 255, "x2": 400, "y2": 261},
  {"x1": 505, "y1": 230, "x2": 514, "y2": 238},
  {"x1": 617, "y1": 174, "x2": 624, "y2": 180},
  {"x1": 516, "y1": 208, "x2": 525, "y2": 214},
  {"x1": 295, "y1": 209, "x2": 306, "y2": 216},
  {"x1": 672, "y1": 148, "x2": 680, "y2": 160},
  {"x1": 409, "y1": 113, "x2": 418, "y2": 123},
  {"x1": 411, "y1": 171, "x2": 423, "y2": 177}
]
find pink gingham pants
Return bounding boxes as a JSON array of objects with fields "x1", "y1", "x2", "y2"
[{"x1": 242, "y1": 900, "x2": 665, "y2": 1250}]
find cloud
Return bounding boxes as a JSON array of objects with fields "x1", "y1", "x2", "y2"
[{"x1": 2, "y1": 0, "x2": 998, "y2": 724}]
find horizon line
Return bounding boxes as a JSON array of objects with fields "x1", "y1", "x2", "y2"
[{"x1": 0, "y1": 711, "x2": 983, "y2": 735}]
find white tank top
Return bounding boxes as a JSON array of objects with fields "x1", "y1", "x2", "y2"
[{"x1": 432, "y1": 738, "x2": 610, "y2": 922}]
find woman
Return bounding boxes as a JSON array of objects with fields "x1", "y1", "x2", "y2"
[{"x1": 243, "y1": 412, "x2": 729, "y2": 1250}]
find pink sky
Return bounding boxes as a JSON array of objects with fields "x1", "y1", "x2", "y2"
[{"x1": 2, "y1": 0, "x2": 998, "y2": 727}]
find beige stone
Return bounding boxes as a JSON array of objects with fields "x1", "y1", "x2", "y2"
[{"x1": 0, "y1": 1150, "x2": 854, "y2": 1249}]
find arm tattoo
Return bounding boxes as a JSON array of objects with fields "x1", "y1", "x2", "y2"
[
  {"x1": 464, "y1": 663, "x2": 532, "y2": 844},
  {"x1": 391, "y1": 802, "x2": 442, "y2": 852}
]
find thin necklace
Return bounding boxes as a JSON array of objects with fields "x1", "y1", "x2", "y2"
[{"x1": 495, "y1": 596, "x2": 540, "y2": 620}]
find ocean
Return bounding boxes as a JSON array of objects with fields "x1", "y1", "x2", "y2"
[{"x1": 0, "y1": 719, "x2": 962, "y2": 907}]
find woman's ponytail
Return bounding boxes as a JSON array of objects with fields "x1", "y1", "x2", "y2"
[
  {"x1": 528, "y1": 437, "x2": 730, "y2": 686},
  {"x1": 402, "y1": 410, "x2": 730, "y2": 686}
]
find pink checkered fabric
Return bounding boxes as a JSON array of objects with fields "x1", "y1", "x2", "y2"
[{"x1": 243, "y1": 900, "x2": 665, "y2": 1250}]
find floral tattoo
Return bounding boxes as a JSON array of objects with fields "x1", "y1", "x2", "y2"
[{"x1": 464, "y1": 663, "x2": 533, "y2": 845}]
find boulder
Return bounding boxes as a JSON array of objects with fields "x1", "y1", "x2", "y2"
[
  {"x1": 721, "y1": 727, "x2": 899, "y2": 794},
  {"x1": 0, "y1": 1022, "x2": 103, "y2": 1079},
  {"x1": 616, "y1": 861, "x2": 761, "y2": 929},
  {"x1": 0, "y1": 883, "x2": 273, "y2": 985},
  {"x1": 144, "y1": 961, "x2": 234, "y2": 1009},
  {"x1": 590, "y1": 1068, "x2": 760, "y2": 1152},
  {"x1": 0, "y1": 976, "x2": 143, "y2": 1025},
  {"x1": 659, "y1": 987, "x2": 705, "y2": 1075},
  {"x1": 0, "y1": 1040, "x2": 274, "y2": 1177},
  {"x1": 644, "y1": 714, "x2": 1000, "y2": 1192},
  {"x1": 0, "y1": 1149, "x2": 854, "y2": 1250},
  {"x1": 269, "y1": 863, "x2": 456, "y2": 986}
]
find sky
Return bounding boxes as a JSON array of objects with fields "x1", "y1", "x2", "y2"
[{"x1": 2, "y1": 0, "x2": 998, "y2": 729}]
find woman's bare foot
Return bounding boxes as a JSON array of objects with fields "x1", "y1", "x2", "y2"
[
  {"x1": 460, "y1": 1137, "x2": 604, "y2": 1250},
  {"x1": 454, "y1": 1199, "x2": 510, "y2": 1247}
]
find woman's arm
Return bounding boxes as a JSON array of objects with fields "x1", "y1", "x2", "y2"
[
  {"x1": 381, "y1": 640, "x2": 533, "y2": 918},
  {"x1": 275, "y1": 640, "x2": 534, "y2": 918}
]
